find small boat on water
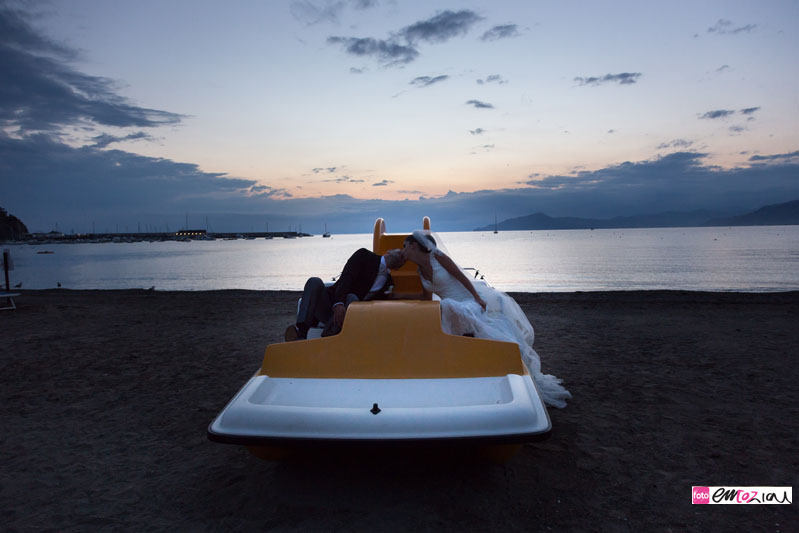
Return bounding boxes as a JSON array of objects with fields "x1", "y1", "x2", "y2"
[
  {"x1": 323, "y1": 224, "x2": 331, "y2": 238},
  {"x1": 208, "y1": 217, "x2": 551, "y2": 460}
]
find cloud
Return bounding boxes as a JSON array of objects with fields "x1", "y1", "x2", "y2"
[
  {"x1": 748, "y1": 151, "x2": 799, "y2": 162},
  {"x1": 513, "y1": 151, "x2": 798, "y2": 217},
  {"x1": 740, "y1": 106, "x2": 760, "y2": 115},
  {"x1": 90, "y1": 131, "x2": 152, "y2": 148},
  {"x1": 657, "y1": 138, "x2": 694, "y2": 150},
  {"x1": 707, "y1": 19, "x2": 756, "y2": 35},
  {"x1": 729, "y1": 124, "x2": 746, "y2": 133},
  {"x1": 469, "y1": 128, "x2": 485, "y2": 135},
  {"x1": 372, "y1": 179, "x2": 394, "y2": 186},
  {"x1": 4, "y1": 133, "x2": 797, "y2": 233},
  {"x1": 351, "y1": 0, "x2": 378, "y2": 10},
  {"x1": 574, "y1": 72, "x2": 642, "y2": 86},
  {"x1": 466, "y1": 99, "x2": 494, "y2": 109},
  {"x1": 699, "y1": 109, "x2": 735, "y2": 119},
  {"x1": 476, "y1": 74, "x2": 507, "y2": 85},
  {"x1": 410, "y1": 75, "x2": 449, "y2": 88},
  {"x1": 312, "y1": 167, "x2": 337, "y2": 173},
  {"x1": 322, "y1": 175, "x2": 365, "y2": 183},
  {"x1": 290, "y1": 0, "x2": 378, "y2": 25},
  {"x1": 716, "y1": 64, "x2": 730, "y2": 72},
  {"x1": 327, "y1": 9, "x2": 481, "y2": 66},
  {"x1": 290, "y1": 1, "x2": 345, "y2": 24},
  {"x1": 249, "y1": 184, "x2": 291, "y2": 198},
  {"x1": 399, "y1": 10, "x2": 482, "y2": 44},
  {"x1": 0, "y1": 4, "x2": 184, "y2": 134},
  {"x1": 327, "y1": 36, "x2": 419, "y2": 65},
  {"x1": 0, "y1": 132, "x2": 259, "y2": 223},
  {"x1": 481, "y1": 24, "x2": 520, "y2": 41}
]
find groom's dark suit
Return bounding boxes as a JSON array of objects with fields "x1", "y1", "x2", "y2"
[{"x1": 295, "y1": 248, "x2": 392, "y2": 337}]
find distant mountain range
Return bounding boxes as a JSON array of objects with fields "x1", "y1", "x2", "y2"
[{"x1": 475, "y1": 199, "x2": 799, "y2": 231}]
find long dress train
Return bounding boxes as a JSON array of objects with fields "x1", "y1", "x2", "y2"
[{"x1": 421, "y1": 251, "x2": 571, "y2": 408}]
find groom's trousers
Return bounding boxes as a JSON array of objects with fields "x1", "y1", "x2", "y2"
[{"x1": 296, "y1": 277, "x2": 358, "y2": 337}]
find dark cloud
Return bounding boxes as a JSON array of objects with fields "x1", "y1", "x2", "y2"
[
  {"x1": 481, "y1": 24, "x2": 520, "y2": 41},
  {"x1": 327, "y1": 36, "x2": 419, "y2": 65},
  {"x1": 513, "y1": 151, "x2": 798, "y2": 217},
  {"x1": 707, "y1": 19, "x2": 756, "y2": 35},
  {"x1": 740, "y1": 106, "x2": 760, "y2": 115},
  {"x1": 349, "y1": 67, "x2": 365, "y2": 74},
  {"x1": 372, "y1": 179, "x2": 394, "y2": 187},
  {"x1": 5, "y1": 134, "x2": 797, "y2": 233},
  {"x1": 466, "y1": 99, "x2": 494, "y2": 109},
  {"x1": 322, "y1": 175, "x2": 365, "y2": 183},
  {"x1": 327, "y1": 10, "x2": 480, "y2": 66},
  {"x1": 400, "y1": 10, "x2": 482, "y2": 44},
  {"x1": 699, "y1": 109, "x2": 735, "y2": 119},
  {"x1": 249, "y1": 184, "x2": 290, "y2": 198},
  {"x1": 749, "y1": 151, "x2": 799, "y2": 162},
  {"x1": 0, "y1": 4, "x2": 183, "y2": 134},
  {"x1": 716, "y1": 64, "x2": 730, "y2": 72},
  {"x1": 477, "y1": 74, "x2": 507, "y2": 85},
  {"x1": 410, "y1": 75, "x2": 448, "y2": 88},
  {"x1": 574, "y1": 72, "x2": 642, "y2": 86},
  {"x1": 470, "y1": 128, "x2": 485, "y2": 135},
  {"x1": 312, "y1": 167, "x2": 337, "y2": 173},
  {"x1": 657, "y1": 138, "x2": 694, "y2": 150},
  {"x1": 729, "y1": 124, "x2": 746, "y2": 133},
  {"x1": 0, "y1": 132, "x2": 258, "y2": 224},
  {"x1": 90, "y1": 131, "x2": 152, "y2": 148}
]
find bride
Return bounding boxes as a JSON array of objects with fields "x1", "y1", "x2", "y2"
[{"x1": 402, "y1": 230, "x2": 571, "y2": 408}]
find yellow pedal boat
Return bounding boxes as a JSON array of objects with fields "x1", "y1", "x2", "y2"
[{"x1": 208, "y1": 217, "x2": 551, "y2": 459}]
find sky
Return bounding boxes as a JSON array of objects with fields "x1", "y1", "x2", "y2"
[{"x1": 1, "y1": 0, "x2": 797, "y2": 234}]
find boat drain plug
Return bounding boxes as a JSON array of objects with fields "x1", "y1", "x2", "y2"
[{"x1": 370, "y1": 403, "x2": 381, "y2": 415}]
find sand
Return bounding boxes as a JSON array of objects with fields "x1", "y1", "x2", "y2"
[{"x1": 2, "y1": 289, "x2": 796, "y2": 531}]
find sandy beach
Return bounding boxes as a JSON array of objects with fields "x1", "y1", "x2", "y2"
[{"x1": 2, "y1": 289, "x2": 796, "y2": 531}]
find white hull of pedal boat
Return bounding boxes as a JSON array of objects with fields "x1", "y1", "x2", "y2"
[{"x1": 208, "y1": 373, "x2": 550, "y2": 446}]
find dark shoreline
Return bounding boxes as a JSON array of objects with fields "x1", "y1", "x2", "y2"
[{"x1": 3, "y1": 289, "x2": 795, "y2": 530}]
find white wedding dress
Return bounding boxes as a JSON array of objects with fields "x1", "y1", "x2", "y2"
[{"x1": 420, "y1": 251, "x2": 571, "y2": 408}]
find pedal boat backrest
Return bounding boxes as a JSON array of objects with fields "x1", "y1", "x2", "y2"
[
  {"x1": 371, "y1": 216, "x2": 431, "y2": 297},
  {"x1": 259, "y1": 300, "x2": 525, "y2": 379}
]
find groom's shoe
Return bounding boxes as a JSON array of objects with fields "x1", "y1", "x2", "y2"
[{"x1": 284, "y1": 325, "x2": 306, "y2": 342}]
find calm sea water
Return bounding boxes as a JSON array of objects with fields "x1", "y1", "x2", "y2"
[{"x1": 4, "y1": 226, "x2": 799, "y2": 292}]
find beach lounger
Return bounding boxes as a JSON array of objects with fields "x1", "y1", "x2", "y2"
[{"x1": 0, "y1": 292, "x2": 19, "y2": 311}]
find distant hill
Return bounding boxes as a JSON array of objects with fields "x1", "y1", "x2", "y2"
[
  {"x1": 0, "y1": 207, "x2": 28, "y2": 240},
  {"x1": 476, "y1": 200, "x2": 799, "y2": 231},
  {"x1": 475, "y1": 209, "x2": 723, "y2": 231},
  {"x1": 704, "y1": 199, "x2": 799, "y2": 227}
]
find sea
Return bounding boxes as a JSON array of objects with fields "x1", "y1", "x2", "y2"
[{"x1": 4, "y1": 226, "x2": 799, "y2": 293}]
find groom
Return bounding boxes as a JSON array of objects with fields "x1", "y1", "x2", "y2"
[{"x1": 284, "y1": 247, "x2": 406, "y2": 340}]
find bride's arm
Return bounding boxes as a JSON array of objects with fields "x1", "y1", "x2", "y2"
[{"x1": 434, "y1": 252, "x2": 487, "y2": 310}]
